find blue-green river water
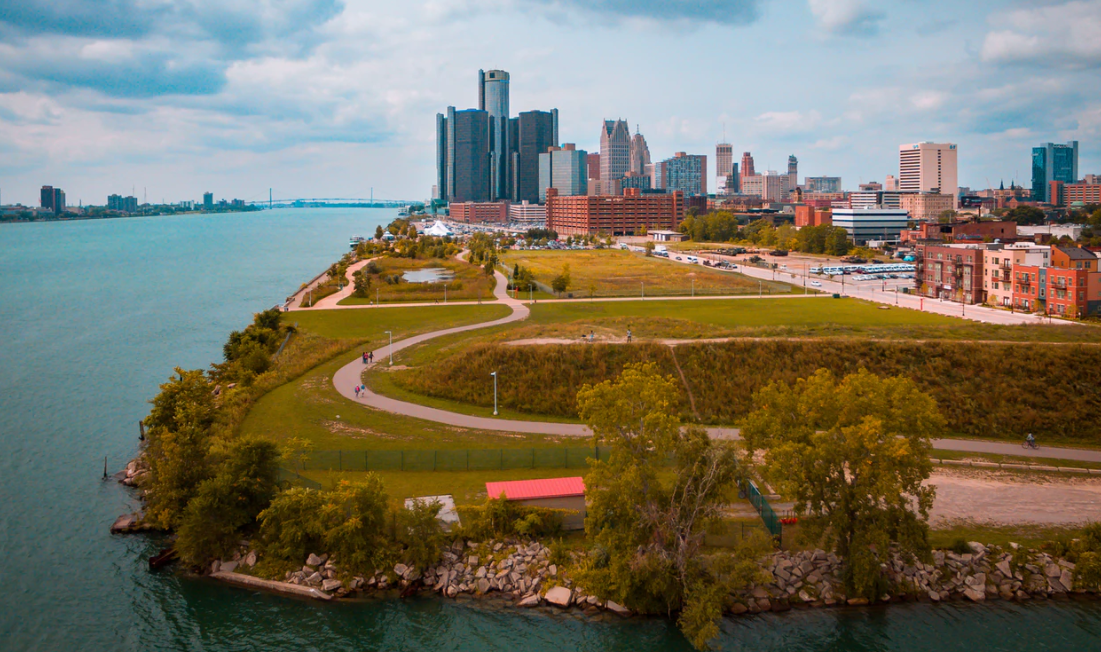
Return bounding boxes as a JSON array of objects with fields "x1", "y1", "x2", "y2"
[{"x1": 1, "y1": 208, "x2": 1099, "y2": 651}]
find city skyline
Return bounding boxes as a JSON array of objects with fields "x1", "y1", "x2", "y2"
[{"x1": 1, "y1": 0, "x2": 1099, "y2": 205}]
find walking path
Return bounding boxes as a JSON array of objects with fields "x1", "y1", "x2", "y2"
[
  {"x1": 331, "y1": 268, "x2": 1101, "y2": 463},
  {"x1": 309, "y1": 258, "x2": 374, "y2": 309}
]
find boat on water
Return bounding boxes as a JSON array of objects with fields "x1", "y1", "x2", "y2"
[
  {"x1": 349, "y1": 236, "x2": 365, "y2": 249},
  {"x1": 397, "y1": 206, "x2": 410, "y2": 217}
]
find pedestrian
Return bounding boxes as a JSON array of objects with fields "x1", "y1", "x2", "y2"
[
  {"x1": 369, "y1": 351, "x2": 374, "y2": 364},
  {"x1": 627, "y1": 328, "x2": 632, "y2": 343},
  {"x1": 362, "y1": 351, "x2": 367, "y2": 364},
  {"x1": 354, "y1": 385, "x2": 361, "y2": 398},
  {"x1": 590, "y1": 330, "x2": 594, "y2": 343}
]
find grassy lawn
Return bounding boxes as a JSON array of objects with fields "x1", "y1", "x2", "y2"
[
  {"x1": 297, "y1": 468, "x2": 590, "y2": 504},
  {"x1": 337, "y1": 256, "x2": 496, "y2": 305},
  {"x1": 500, "y1": 249, "x2": 796, "y2": 298},
  {"x1": 239, "y1": 352, "x2": 577, "y2": 452},
  {"x1": 927, "y1": 523, "x2": 1090, "y2": 550},
  {"x1": 934, "y1": 448, "x2": 1101, "y2": 470},
  {"x1": 290, "y1": 303, "x2": 509, "y2": 340}
]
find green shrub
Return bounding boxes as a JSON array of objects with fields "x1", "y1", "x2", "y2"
[
  {"x1": 1075, "y1": 552, "x2": 1101, "y2": 590},
  {"x1": 950, "y1": 539, "x2": 973, "y2": 555},
  {"x1": 456, "y1": 496, "x2": 570, "y2": 540},
  {"x1": 394, "y1": 499, "x2": 445, "y2": 571}
]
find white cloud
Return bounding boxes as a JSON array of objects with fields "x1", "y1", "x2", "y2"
[
  {"x1": 980, "y1": 1, "x2": 1101, "y2": 67},
  {"x1": 754, "y1": 110, "x2": 822, "y2": 133},
  {"x1": 807, "y1": 0, "x2": 883, "y2": 36}
]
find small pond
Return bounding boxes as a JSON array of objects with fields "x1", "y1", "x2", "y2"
[{"x1": 402, "y1": 268, "x2": 455, "y2": 283}]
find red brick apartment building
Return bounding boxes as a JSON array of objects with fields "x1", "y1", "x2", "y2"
[
  {"x1": 1047, "y1": 247, "x2": 1101, "y2": 317},
  {"x1": 545, "y1": 188, "x2": 684, "y2": 236},
  {"x1": 917, "y1": 243, "x2": 985, "y2": 304},
  {"x1": 795, "y1": 206, "x2": 831, "y2": 227}
]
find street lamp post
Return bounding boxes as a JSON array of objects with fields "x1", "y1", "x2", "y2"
[
  {"x1": 491, "y1": 371, "x2": 498, "y2": 416},
  {"x1": 385, "y1": 330, "x2": 393, "y2": 366},
  {"x1": 444, "y1": 284, "x2": 447, "y2": 304},
  {"x1": 641, "y1": 281, "x2": 644, "y2": 300}
]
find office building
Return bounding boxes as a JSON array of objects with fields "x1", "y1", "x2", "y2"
[
  {"x1": 787, "y1": 155, "x2": 798, "y2": 190},
  {"x1": 831, "y1": 207, "x2": 909, "y2": 245},
  {"x1": 437, "y1": 107, "x2": 491, "y2": 203},
  {"x1": 479, "y1": 69, "x2": 511, "y2": 200},
  {"x1": 1059, "y1": 182, "x2": 1101, "y2": 205},
  {"x1": 40, "y1": 186, "x2": 65, "y2": 214},
  {"x1": 899, "y1": 142, "x2": 958, "y2": 208},
  {"x1": 620, "y1": 172, "x2": 652, "y2": 191},
  {"x1": 203, "y1": 192, "x2": 214, "y2": 210},
  {"x1": 545, "y1": 187, "x2": 684, "y2": 236},
  {"x1": 449, "y1": 201, "x2": 509, "y2": 224},
  {"x1": 715, "y1": 143, "x2": 733, "y2": 193},
  {"x1": 740, "y1": 152, "x2": 755, "y2": 181},
  {"x1": 885, "y1": 175, "x2": 899, "y2": 192},
  {"x1": 723, "y1": 163, "x2": 740, "y2": 194},
  {"x1": 795, "y1": 206, "x2": 831, "y2": 227},
  {"x1": 804, "y1": 177, "x2": 841, "y2": 194},
  {"x1": 647, "y1": 161, "x2": 665, "y2": 191},
  {"x1": 901, "y1": 192, "x2": 955, "y2": 222},
  {"x1": 508, "y1": 201, "x2": 546, "y2": 224},
  {"x1": 629, "y1": 128, "x2": 650, "y2": 176},
  {"x1": 538, "y1": 144, "x2": 588, "y2": 202},
  {"x1": 586, "y1": 153, "x2": 600, "y2": 180},
  {"x1": 108, "y1": 194, "x2": 139, "y2": 213},
  {"x1": 512, "y1": 109, "x2": 558, "y2": 203},
  {"x1": 850, "y1": 190, "x2": 903, "y2": 210},
  {"x1": 1031, "y1": 141, "x2": 1079, "y2": 203},
  {"x1": 740, "y1": 170, "x2": 789, "y2": 201},
  {"x1": 599, "y1": 120, "x2": 631, "y2": 182},
  {"x1": 663, "y1": 152, "x2": 707, "y2": 196}
]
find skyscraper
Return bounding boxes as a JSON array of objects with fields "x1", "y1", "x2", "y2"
[
  {"x1": 599, "y1": 119, "x2": 631, "y2": 182},
  {"x1": 1031, "y1": 141, "x2": 1079, "y2": 203},
  {"x1": 740, "y1": 152, "x2": 755, "y2": 182},
  {"x1": 787, "y1": 155, "x2": 798, "y2": 191},
  {"x1": 203, "y1": 192, "x2": 213, "y2": 210},
  {"x1": 716, "y1": 143, "x2": 733, "y2": 193},
  {"x1": 512, "y1": 109, "x2": 559, "y2": 204},
  {"x1": 538, "y1": 144, "x2": 588, "y2": 202},
  {"x1": 899, "y1": 142, "x2": 958, "y2": 204},
  {"x1": 663, "y1": 153, "x2": 708, "y2": 196},
  {"x1": 629, "y1": 128, "x2": 650, "y2": 176},
  {"x1": 479, "y1": 69, "x2": 511, "y2": 200},
  {"x1": 40, "y1": 186, "x2": 65, "y2": 214},
  {"x1": 586, "y1": 153, "x2": 601, "y2": 180},
  {"x1": 437, "y1": 107, "x2": 491, "y2": 203}
]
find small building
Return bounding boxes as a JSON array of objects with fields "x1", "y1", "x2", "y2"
[
  {"x1": 650, "y1": 230, "x2": 687, "y2": 242},
  {"x1": 484, "y1": 477, "x2": 586, "y2": 530},
  {"x1": 404, "y1": 494, "x2": 460, "y2": 531}
]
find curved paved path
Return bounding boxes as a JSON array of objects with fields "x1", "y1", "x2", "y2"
[{"x1": 329, "y1": 260, "x2": 1101, "y2": 463}]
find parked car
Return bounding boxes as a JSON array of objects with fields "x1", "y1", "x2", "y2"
[{"x1": 810, "y1": 281, "x2": 822, "y2": 287}]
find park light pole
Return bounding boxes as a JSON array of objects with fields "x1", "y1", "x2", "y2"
[
  {"x1": 491, "y1": 371, "x2": 498, "y2": 416},
  {"x1": 641, "y1": 281, "x2": 644, "y2": 300},
  {"x1": 385, "y1": 330, "x2": 393, "y2": 366},
  {"x1": 444, "y1": 284, "x2": 447, "y2": 304}
]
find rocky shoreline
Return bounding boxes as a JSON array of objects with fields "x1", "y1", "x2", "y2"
[{"x1": 201, "y1": 537, "x2": 1097, "y2": 618}]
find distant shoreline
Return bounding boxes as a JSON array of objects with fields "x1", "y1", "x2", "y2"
[{"x1": 0, "y1": 204, "x2": 405, "y2": 225}]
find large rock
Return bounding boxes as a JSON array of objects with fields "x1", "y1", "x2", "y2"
[
  {"x1": 476, "y1": 579, "x2": 491, "y2": 594},
  {"x1": 322, "y1": 579, "x2": 343, "y2": 592},
  {"x1": 306, "y1": 572, "x2": 323, "y2": 585},
  {"x1": 963, "y1": 587, "x2": 985, "y2": 602},
  {"x1": 220, "y1": 561, "x2": 239, "y2": 573},
  {"x1": 517, "y1": 594, "x2": 541, "y2": 607},
  {"x1": 244, "y1": 551, "x2": 258, "y2": 568},
  {"x1": 1060, "y1": 570, "x2": 1074, "y2": 591},
  {"x1": 307, "y1": 553, "x2": 323, "y2": 567},
  {"x1": 996, "y1": 560, "x2": 1012, "y2": 578},
  {"x1": 545, "y1": 586, "x2": 572, "y2": 607},
  {"x1": 394, "y1": 563, "x2": 409, "y2": 578}
]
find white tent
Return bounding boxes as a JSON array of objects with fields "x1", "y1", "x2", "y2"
[{"x1": 424, "y1": 220, "x2": 453, "y2": 237}]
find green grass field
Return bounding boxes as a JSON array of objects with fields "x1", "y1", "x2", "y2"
[
  {"x1": 337, "y1": 256, "x2": 496, "y2": 305},
  {"x1": 291, "y1": 303, "x2": 509, "y2": 340},
  {"x1": 500, "y1": 249, "x2": 796, "y2": 298}
]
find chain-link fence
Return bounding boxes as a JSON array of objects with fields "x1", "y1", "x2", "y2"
[{"x1": 287, "y1": 446, "x2": 614, "y2": 473}]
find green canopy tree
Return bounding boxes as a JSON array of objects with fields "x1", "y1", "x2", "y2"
[
  {"x1": 576, "y1": 363, "x2": 765, "y2": 650},
  {"x1": 740, "y1": 368, "x2": 944, "y2": 599}
]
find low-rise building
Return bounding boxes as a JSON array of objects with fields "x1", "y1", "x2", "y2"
[
  {"x1": 1017, "y1": 224, "x2": 1086, "y2": 241},
  {"x1": 508, "y1": 201, "x2": 546, "y2": 224},
  {"x1": 918, "y1": 243, "x2": 988, "y2": 304},
  {"x1": 831, "y1": 207, "x2": 909, "y2": 245},
  {"x1": 546, "y1": 187, "x2": 684, "y2": 236},
  {"x1": 794, "y1": 205, "x2": 831, "y2": 227},
  {"x1": 449, "y1": 201, "x2": 509, "y2": 224},
  {"x1": 484, "y1": 477, "x2": 586, "y2": 531},
  {"x1": 983, "y1": 243, "x2": 1049, "y2": 307},
  {"x1": 901, "y1": 192, "x2": 955, "y2": 222},
  {"x1": 650, "y1": 229, "x2": 687, "y2": 242},
  {"x1": 1047, "y1": 246, "x2": 1101, "y2": 318}
]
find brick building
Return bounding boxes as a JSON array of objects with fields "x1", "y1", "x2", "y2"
[
  {"x1": 917, "y1": 243, "x2": 987, "y2": 304},
  {"x1": 449, "y1": 201, "x2": 509, "y2": 224},
  {"x1": 795, "y1": 205, "x2": 832, "y2": 227},
  {"x1": 545, "y1": 187, "x2": 683, "y2": 236},
  {"x1": 1047, "y1": 247, "x2": 1101, "y2": 317},
  {"x1": 901, "y1": 192, "x2": 956, "y2": 222}
]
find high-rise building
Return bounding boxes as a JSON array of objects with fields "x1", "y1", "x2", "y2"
[
  {"x1": 885, "y1": 175, "x2": 898, "y2": 192},
  {"x1": 599, "y1": 120, "x2": 631, "y2": 182},
  {"x1": 899, "y1": 142, "x2": 958, "y2": 205},
  {"x1": 41, "y1": 186, "x2": 65, "y2": 214},
  {"x1": 629, "y1": 128, "x2": 650, "y2": 176},
  {"x1": 804, "y1": 177, "x2": 842, "y2": 194},
  {"x1": 647, "y1": 161, "x2": 665, "y2": 191},
  {"x1": 663, "y1": 152, "x2": 707, "y2": 196},
  {"x1": 479, "y1": 69, "x2": 511, "y2": 200},
  {"x1": 740, "y1": 171, "x2": 789, "y2": 201},
  {"x1": 715, "y1": 143, "x2": 733, "y2": 194},
  {"x1": 787, "y1": 155, "x2": 798, "y2": 191},
  {"x1": 108, "y1": 194, "x2": 138, "y2": 212},
  {"x1": 1031, "y1": 141, "x2": 1079, "y2": 203},
  {"x1": 439, "y1": 107, "x2": 491, "y2": 203},
  {"x1": 203, "y1": 192, "x2": 213, "y2": 210},
  {"x1": 740, "y1": 152, "x2": 755, "y2": 181},
  {"x1": 586, "y1": 153, "x2": 601, "y2": 180},
  {"x1": 511, "y1": 109, "x2": 558, "y2": 203},
  {"x1": 538, "y1": 144, "x2": 588, "y2": 202}
]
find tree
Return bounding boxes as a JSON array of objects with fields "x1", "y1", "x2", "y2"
[
  {"x1": 551, "y1": 263, "x2": 571, "y2": 295},
  {"x1": 645, "y1": 241, "x2": 656, "y2": 256},
  {"x1": 352, "y1": 270, "x2": 371, "y2": 298},
  {"x1": 740, "y1": 368, "x2": 945, "y2": 599},
  {"x1": 575, "y1": 363, "x2": 765, "y2": 650},
  {"x1": 1005, "y1": 205, "x2": 1046, "y2": 226},
  {"x1": 825, "y1": 228, "x2": 852, "y2": 256},
  {"x1": 375, "y1": 225, "x2": 385, "y2": 240}
]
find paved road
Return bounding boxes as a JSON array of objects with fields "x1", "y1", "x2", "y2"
[{"x1": 330, "y1": 267, "x2": 1101, "y2": 463}]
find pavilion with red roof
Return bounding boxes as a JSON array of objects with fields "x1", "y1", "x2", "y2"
[{"x1": 485, "y1": 477, "x2": 586, "y2": 530}]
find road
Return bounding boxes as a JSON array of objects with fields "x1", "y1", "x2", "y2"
[{"x1": 330, "y1": 265, "x2": 1101, "y2": 463}]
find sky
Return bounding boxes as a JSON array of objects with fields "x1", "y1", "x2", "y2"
[{"x1": 0, "y1": 0, "x2": 1099, "y2": 206}]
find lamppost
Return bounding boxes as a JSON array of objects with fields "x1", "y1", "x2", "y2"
[
  {"x1": 385, "y1": 330, "x2": 393, "y2": 366},
  {"x1": 490, "y1": 371, "x2": 498, "y2": 416},
  {"x1": 641, "y1": 281, "x2": 644, "y2": 300},
  {"x1": 444, "y1": 284, "x2": 448, "y2": 304}
]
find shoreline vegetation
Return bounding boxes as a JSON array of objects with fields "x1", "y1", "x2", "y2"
[
  {"x1": 119, "y1": 224, "x2": 1101, "y2": 650},
  {"x1": 0, "y1": 206, "x2": 263, "y2": 224}
]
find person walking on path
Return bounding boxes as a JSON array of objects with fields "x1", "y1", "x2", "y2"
[
  {"x1": 362, "y1": 351, "x2": 368, "y2": 364},
  {"x1": 368, "y1": 351, "x2": 374, "y2": 364},
  {"x1": 354, "y1": 385, "x2": 361, "y2": 398},
  {"x1": 589, "y1": 330, "x2": 595, "y2": 343},
  {"x1": 627, "y1": 328, "x2": 632, "y2": 343}
]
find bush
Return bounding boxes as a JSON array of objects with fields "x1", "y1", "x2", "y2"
[
  {"x1": 950, "y1": 539, "x2": 973, "y2": 555},
  {"x1": 1076, "y1": 552, "x2": 1101, "y2": 590},
  {"x1": 456, "y1": 497, "x2": 569, "y2": 540}
]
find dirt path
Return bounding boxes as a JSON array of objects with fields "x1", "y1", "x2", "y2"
[{"x1": 927, "y1": 468, "x2": 1101, "y2": 526}]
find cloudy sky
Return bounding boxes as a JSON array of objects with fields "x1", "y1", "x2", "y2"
[{"x1": 1, "y1": 0, "x2": 1098, "y2": 206}]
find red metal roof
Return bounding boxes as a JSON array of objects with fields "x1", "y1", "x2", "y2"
[{"x1": 485, "y1": 477, "x2": 586, "y2": 501}]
